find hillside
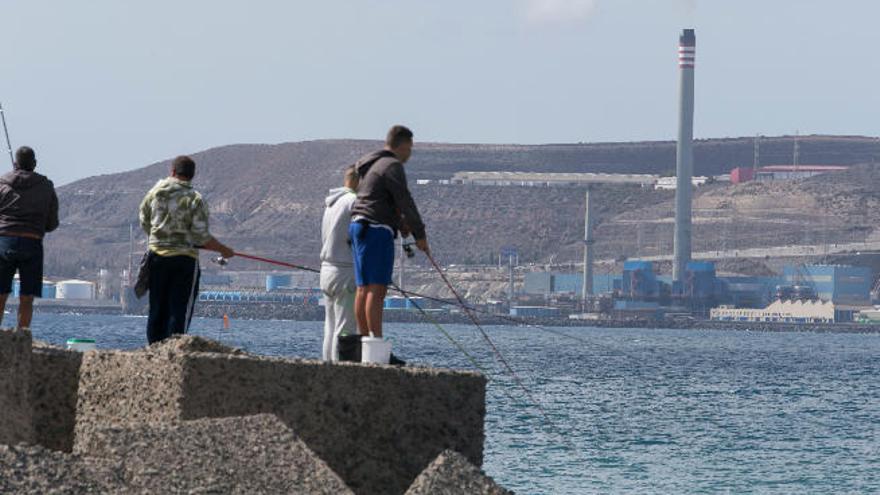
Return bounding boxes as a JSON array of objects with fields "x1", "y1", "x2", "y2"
[{"x1": 46, "y1": 136, "x2": 880, "y2": 285}]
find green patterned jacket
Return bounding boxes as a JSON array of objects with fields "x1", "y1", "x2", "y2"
[{"x1": 139, "y1": 177, "x2": 211, "y2": 258}]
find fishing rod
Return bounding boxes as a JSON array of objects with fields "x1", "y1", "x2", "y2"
[
  {"x1": 233, "y1": 252, "x2": 319, "y2": 273},
  {"x1": 388, "y1": 279, "x2": 582, "y2": 452},
  {"x1": 423, "y1": 251, "x2": 570, "y2": 441},
  {"x1": 0, "y1": 102, "x2": 13, "y2": 166},
  {"x1": 217, "y1": 252, "x2": 597, "y2": 348}
]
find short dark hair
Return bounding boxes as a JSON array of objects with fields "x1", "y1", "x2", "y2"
[
  {"x1": 172, "y1": 155, "x2": 196, "y2": 180},
  {"x1": 344, "y1": 165, "x2": 359, "y2": 187},
  {"x1": 14, "y1": 146, "x2": 36, "y2": 171},
  {"x1": 385, "y1": 125, "x2": 413, "y2": 149}
]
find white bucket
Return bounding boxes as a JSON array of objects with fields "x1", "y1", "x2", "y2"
[
  {"x1": 361, "y1": 336, "x2": 392, "y2": 364},
  {"x1": 66, "y1": 338, "x2": 97, "y2": 352}
]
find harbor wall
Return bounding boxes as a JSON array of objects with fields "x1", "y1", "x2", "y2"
[
  {"x1": 74, "y1": 337, "x2": 486, "y2": 495},
  {"x1": 0, "y1": 329, "x2": 34, "y2": 445}
]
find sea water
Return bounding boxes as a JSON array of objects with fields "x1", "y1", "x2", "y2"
[{"x1": 29, "y1": 314, "x2": 880, "y2": 494}]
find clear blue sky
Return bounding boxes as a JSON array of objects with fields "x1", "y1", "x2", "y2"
[{"x1": 2, "y1": 0, "x2": 878, "y2": 184}]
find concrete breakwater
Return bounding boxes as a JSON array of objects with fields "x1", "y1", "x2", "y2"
[{"x1": 0, "y1": 328, "x2": 512, "y2": 494}]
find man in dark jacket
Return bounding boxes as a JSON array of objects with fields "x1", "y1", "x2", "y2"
[
  {"x1": 0, "y1": 146, "x2": 59, "y2": 329},
  {"x1": 349, "y1": 125, "x2": 429, "y2": 342}
]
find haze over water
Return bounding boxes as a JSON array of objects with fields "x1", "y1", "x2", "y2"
[{"x1": 31, "y1": 314, "x2": 880, "y2": 494}]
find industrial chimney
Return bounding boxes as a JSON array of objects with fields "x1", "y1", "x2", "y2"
[
  {"x1": 581, "y1": 186, "x2": 594, "y2": 306},
  {"x1": 673, "y1": 28, "x2": 695, "y2": 283}
]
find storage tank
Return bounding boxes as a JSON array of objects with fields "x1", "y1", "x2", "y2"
[
  {"x1": 42, "y1": 283, "x2": 56, "y2": 299},
  {"x1": 56, "y1": 280, "x2": 96, "y2": 300}
]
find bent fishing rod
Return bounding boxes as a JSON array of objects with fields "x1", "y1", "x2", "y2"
[
  {"x1": 218, "y1": 251, "x2": 595, "y2": 346},
  {"x1": 216, "y1": 249, "x2": 582, "y2": 445},
  {"x1": 0, "y1": 102, "x2": 14, "y2": 166}
]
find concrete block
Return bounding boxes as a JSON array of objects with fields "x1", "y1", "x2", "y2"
[
  {"x1": 80, "y1": 414, "x2": 353, "y2": 494},
  {"x1": 0, "y1": 328, "x2": 34, "y2": 445},
  {"x1": 76, "y1": 335, "x2": 486, "y2": 495},
  {"x1": 0, "y1": 443, "x2": 124, "y2": 494},
  {"x1": 30, "y1": 342, "x2": 83, "y2": 452},
  {"x1": 405, "y1": 450, "x2": 512, "y2": 495}
]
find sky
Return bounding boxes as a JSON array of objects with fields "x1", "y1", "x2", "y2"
[{"x1": 1, "y1": 0, "x2": 879, "y2": 184}]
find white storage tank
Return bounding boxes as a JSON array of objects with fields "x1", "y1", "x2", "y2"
[{"x1": 56, "y1": 280, "x2": 96, "y2": 300}]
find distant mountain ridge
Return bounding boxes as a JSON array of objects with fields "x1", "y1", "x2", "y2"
[{"x1": 47, "y1": 135, "x2": 880, "y2": 282}]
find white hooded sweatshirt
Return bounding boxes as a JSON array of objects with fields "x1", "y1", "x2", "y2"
[{"x1": 320, "y1": 187, "x2": 357, "y2": 268}]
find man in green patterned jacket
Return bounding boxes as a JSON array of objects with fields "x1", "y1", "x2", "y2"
[{"x1": 139, "y1": 155, "x2": 234, "y2": 344}]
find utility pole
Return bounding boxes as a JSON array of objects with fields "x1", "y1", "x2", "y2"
[
  {"x1": 753, "y1": 134, "x2": 760, "y2": 179},
  {"x1": 793, "y1": 131, "x2": 800, "y2": 171}
]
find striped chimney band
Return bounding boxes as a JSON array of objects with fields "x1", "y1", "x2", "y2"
[
  {"x1": 679, "y1": 28, "x2": 695, "y2": 69},
  {"x1": 678, "y1": 46, "x2": 695, "y2": 68}
]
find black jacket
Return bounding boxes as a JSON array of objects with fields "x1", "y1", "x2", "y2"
[
  {"x1": 0, "y1": 170, "x2": 59, "y2": 238},
  {"x1": 350, "y1": 150, "x2": 426, "y2": 240}
]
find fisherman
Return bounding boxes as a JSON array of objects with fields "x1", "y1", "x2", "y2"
[
  {"x1": 319, "y1": 165, "x2": 359, "y2": 361},
  {"x1": 350, "y1": 125, "x2": 429, "y2": 355},
  {"x1": 139, "y1": 155, "x2": 234, "y2": 344},
  {"x1": 0, "y1": 146, "x2": 59, "y2": 329}
]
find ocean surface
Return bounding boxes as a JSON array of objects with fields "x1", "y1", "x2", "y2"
[{"x1": 28, "y1": 313, "x2": 880, "y2": 494}]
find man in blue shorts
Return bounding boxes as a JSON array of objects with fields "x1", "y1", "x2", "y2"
[
  {"x1": 350, "y1": 125, "x2": 429, "y2": 345},
  {"x1": 0, "y1": 146, "x2": 59, "y2": 329}
]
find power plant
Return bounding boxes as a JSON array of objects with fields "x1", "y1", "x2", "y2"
[{"x1": 673, "y1": 28, "x2": 696, "y2": 285}]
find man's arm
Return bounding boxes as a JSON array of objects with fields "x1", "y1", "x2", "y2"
[
  {"x1": 385, "y1": 163, "x2": 426, "y2": 240},
  {"x1": 45, "y1": 187, "x2": 59, "y2": 233},
  {"x1": 138, "y1": 194, "x2": 152, "y2": 235},
  {"x1": 201, "y1": 237, "x2": 235, "y2": 259},
  {"x1": 191, "y1": 195, "x2": 234, "y2": 259}
]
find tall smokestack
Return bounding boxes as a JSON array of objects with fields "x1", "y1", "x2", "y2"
[
  {"x1": 673, "y1": 28, "x2": 695, "y2": 283},
  {"x1": 582, "y1": 186, "x2": 594, "y2": 304}
]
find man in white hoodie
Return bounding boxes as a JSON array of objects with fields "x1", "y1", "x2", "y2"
[{"x1": 319, "y1": 166, "x2": 359, "y2": 361}]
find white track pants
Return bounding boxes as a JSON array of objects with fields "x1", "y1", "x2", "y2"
[{"x1": 320, "y1": 264, "x2": 356, "y2": 361}]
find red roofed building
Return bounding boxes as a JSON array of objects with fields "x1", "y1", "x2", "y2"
[{"x1": 730, "y1": 165, "x2": 848, "y2": 183}]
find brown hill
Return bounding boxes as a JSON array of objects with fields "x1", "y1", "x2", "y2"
[{"x1": 46, "y1": 136, "x2": 880, "y2": 283}]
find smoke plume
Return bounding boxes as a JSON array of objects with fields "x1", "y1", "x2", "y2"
[{"x1": 524, "y1": 0, "x2": 599, "y2": 25}]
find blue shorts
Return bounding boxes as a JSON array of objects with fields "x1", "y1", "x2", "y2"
[
  {"x1": 350, "y1": 221, "x2": 394, "y2": 287},
  {"x1": 0, "y1": 235, "x2": 44, "y2": 297}
]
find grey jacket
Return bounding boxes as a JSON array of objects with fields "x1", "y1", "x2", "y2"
[
  {"x1": 320, "y1": 187, "x2": 357, "y2": 267},
  {"x1": 350, "y1": 150, "x2": 426, "y2": 240},
  {"x1": 0, "y1": 170, "x2": 59, "y2": 238}
]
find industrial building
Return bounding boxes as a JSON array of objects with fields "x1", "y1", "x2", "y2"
[
  {"x1": 450, "y1": 171, "x2": 658, "y2": 188},
  {"x1": 710, "y1": 299, "x2": 856, "y2": 323},
  {"x1": 653, "y1": 176, "x2": 709, "y2": 190},
  {"x1": 729, "y1": 165, "x2": 849, "y2": 184},
  {"x1": 781, "y1": 265, "x2": 871, "y2": 305},
  {"x1": 523, "y1": 272, "x2": 616, "y2": 296}
]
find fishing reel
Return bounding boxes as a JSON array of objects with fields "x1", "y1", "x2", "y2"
[
  {"x1": 402, "y1": 241, "x2": 416, "y2": 258},
  {"x1": 212, "y1": 256, "x2": 229, "y2": 267}
]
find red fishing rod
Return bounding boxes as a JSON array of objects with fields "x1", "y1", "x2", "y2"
[{"x1": 219, "y1": 252, "x2": 320, "y2": 273}]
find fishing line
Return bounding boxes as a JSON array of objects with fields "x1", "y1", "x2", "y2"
[
  {"x1": 223, "y1": 251, "x2": 576, "y2": 439},
  {"x1": 424, "y1": 251, "x2": 572, "y2": 443},
  {"x1": 224, "y1": 252, "x2": 608, "y2": 351},
  {"x1": 389, "y1": 281, "x2": 488, "y2": 375}
]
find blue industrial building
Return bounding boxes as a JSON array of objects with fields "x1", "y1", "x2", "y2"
[
  {"x1": 621, "y1": 261, "x2": 659, "y2": 299},
  {"x1": 199, "y1": 290, "x2": 320, "y2": 305},
  {"x1": 521, "y1": 262, "x2": 872, "y2": 312},
  {"x1": 782, "y1": 265, "x2": 871, "y2": 305}
]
